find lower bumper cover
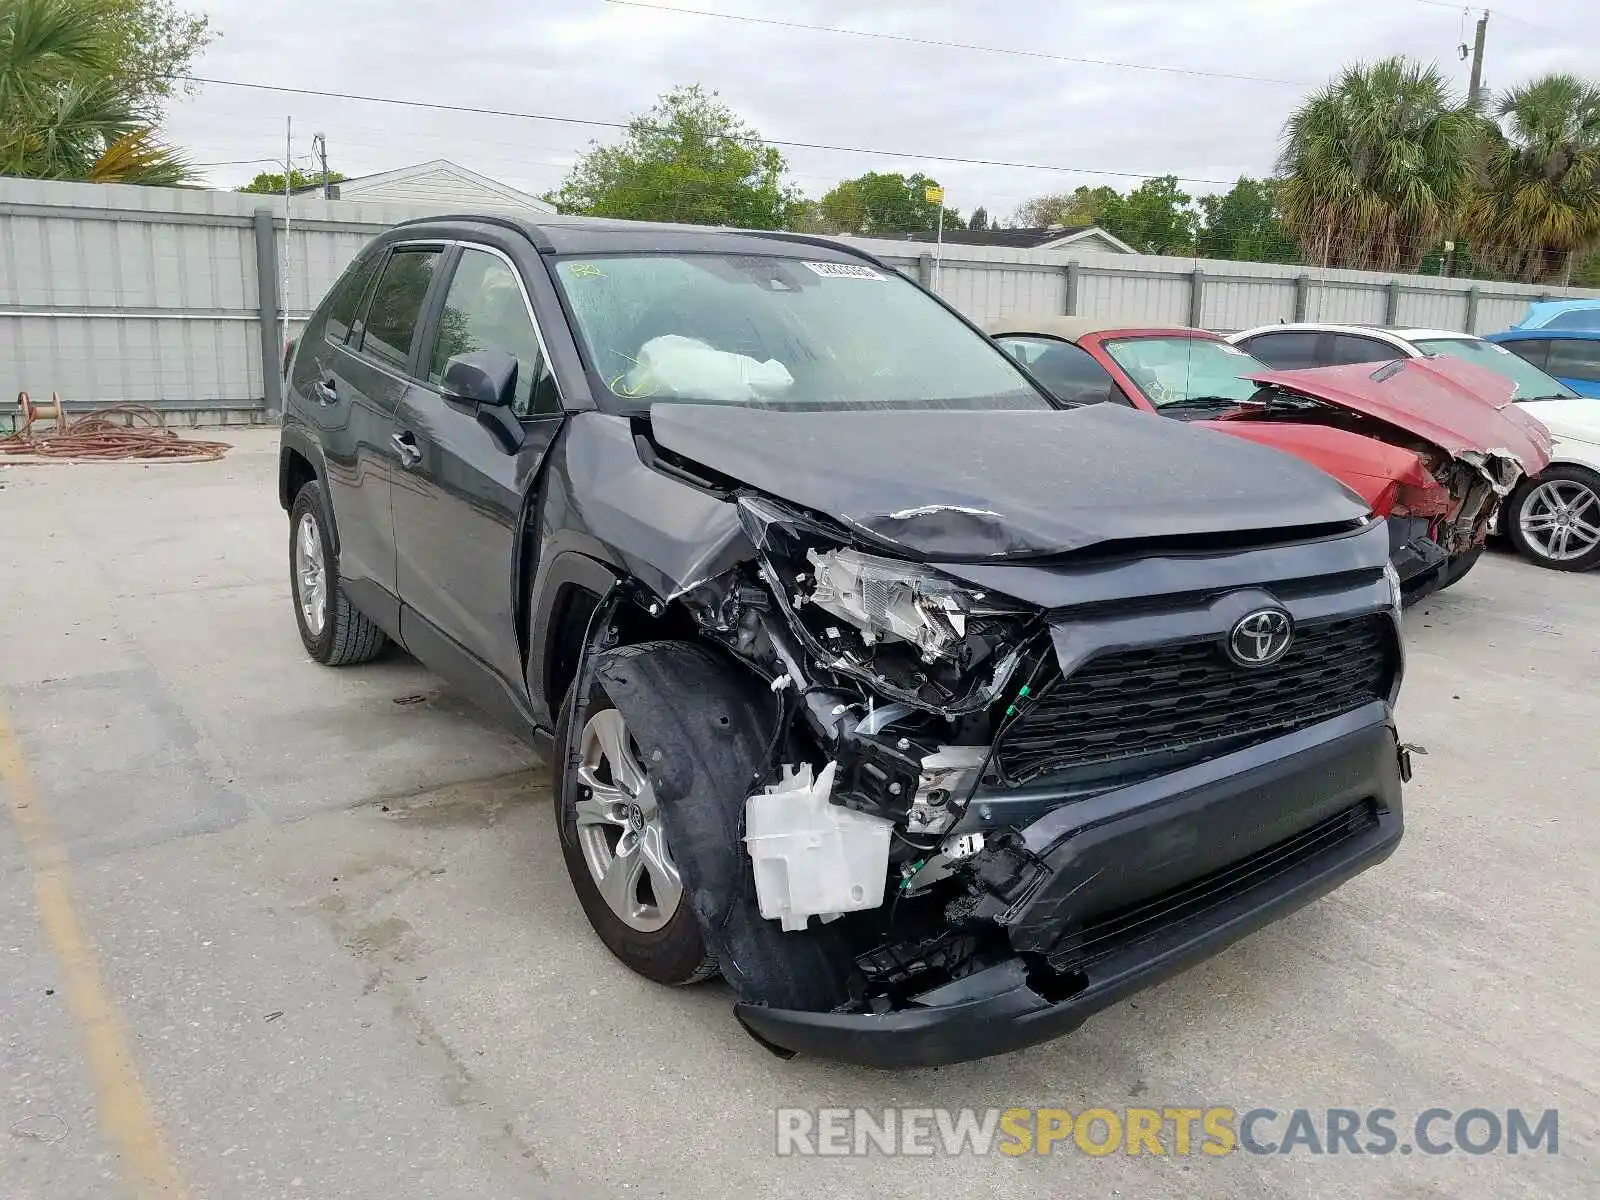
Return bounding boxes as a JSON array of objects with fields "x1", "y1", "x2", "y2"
[{"x1": 733, "y1": 705, "x2": 1404, "y2": 1069}]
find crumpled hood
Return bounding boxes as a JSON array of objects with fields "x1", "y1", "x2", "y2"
[
  {"x1": 1515, "y1": 398, "x2": 1600, "y2": 446},
  {"x1": 1241, "y1": 357, "x2": 1554, "y2": 481},
  {"x1": 647, "y1": 402, "x2": 1371, "y2": 560}
]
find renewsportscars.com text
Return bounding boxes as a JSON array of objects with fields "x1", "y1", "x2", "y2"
[{"x1": 774, "y1": 1106, "x2": 1559, "y2": 1158}]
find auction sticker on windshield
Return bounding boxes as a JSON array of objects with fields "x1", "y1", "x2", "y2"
[{"x1": 804, "y1": 262, "x2": 885, "y2": 280}]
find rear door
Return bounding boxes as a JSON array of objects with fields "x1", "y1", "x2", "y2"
[
  {"x1": 391, "y1": 242, "x2": 567, "y2": 714},
  {"x1": 291, "y1": 245, "x2": 442, "y2": 622}
]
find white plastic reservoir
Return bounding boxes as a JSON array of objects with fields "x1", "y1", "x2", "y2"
[{"x1": 744, "y1": 762, "x2": 894, "y2": 932}]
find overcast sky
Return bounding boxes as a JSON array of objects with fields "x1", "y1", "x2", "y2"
[{"x1": 164, "y1": 0, "x2": 1596, "y2": 220}]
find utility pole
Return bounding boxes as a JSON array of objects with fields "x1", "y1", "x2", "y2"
[
  {"x1": 1466, "y1": 10, "x2": 1488, "y2": 107},
  {"x1": 311, "y1": 133, "x2": 330, "y2": 199}
]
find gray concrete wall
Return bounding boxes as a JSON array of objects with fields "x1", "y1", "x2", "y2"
[{"x1": 4, "y1": 176, "x2": 1595, "y2": 423}]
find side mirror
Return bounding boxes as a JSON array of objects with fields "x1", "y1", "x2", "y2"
[{"x1": 442, "y1": 350, "x2": 518, "y2": 408}]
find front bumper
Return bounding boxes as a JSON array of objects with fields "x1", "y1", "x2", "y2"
[{"x1": 734, "y1": 704, "x2": 1404, "y2": 1069}]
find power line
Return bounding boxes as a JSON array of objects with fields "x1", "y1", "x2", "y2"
[
  {"x1": 177, "y1": 75, "x2": 1244, "y2": 186},
  {"x1": 601, "y1": 0, "x2": 1309, "y2": 87},
  {"x1": 1409, "y1": 0, "x2": 1553, "y2": 31}
]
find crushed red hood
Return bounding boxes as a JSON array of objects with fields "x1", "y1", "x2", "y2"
[{"x1": 1235, "y1": 356, "x2": 1554, "y2": 489}]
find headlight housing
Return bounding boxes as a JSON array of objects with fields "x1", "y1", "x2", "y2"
[{"x1": 739, "y1": 497, "x2": 1035, "y2": 716}]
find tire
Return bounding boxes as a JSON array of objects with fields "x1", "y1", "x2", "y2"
[
  {"x1": 288, "y1": 480, "x2": 389, "y2": 665},
  {"x1": 1505, "y1": 465, "x2": 1600, "y2": 572},
  {"x1": 559, "y1": 640, "x2": 851, "y2": 1011},
  {"x1": 554, "y1": 678, "x2": 719, "y2": 987}
]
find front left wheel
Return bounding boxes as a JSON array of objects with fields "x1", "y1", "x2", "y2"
[{"x1": 554, "y1": 681, "x2": 719, "y2": 986}]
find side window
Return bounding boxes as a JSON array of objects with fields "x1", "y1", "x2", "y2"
[
  {"x1": 1237, "y1": 331, "x2": 1319, "y2": 370},
  {"x1": 1546, "y1": 339, "x2": 1600, "y2": 383},
  {"x1": 996, "y1": 335, "x2": 1116, "y2": 405},
  {"x1": 1501, "y1": 339, "x2": 1551, "y2": 370},
  {"x1": 358, "y1": 247, "x2": 442, "y2": 372},
  {"x1": 1324, "y1": 334, "x2": 1397, "y2": 366},
  {"x1": 427, "y1": 248, "x2": 560, "y2": 416},
  {"x1": 323, "y1": 252, "x2": 382, "y2": 346}
]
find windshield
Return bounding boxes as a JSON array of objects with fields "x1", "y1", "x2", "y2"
[
  {"x1": 1413, "y1": 337, "x2": 1578, "y2": 399},
  {"x1": 552, "y1": 254, "x2": 1050, "y2": 412},
  {"x1": 1101, "y1": 336, "x2": 1267, "y2": 408}
]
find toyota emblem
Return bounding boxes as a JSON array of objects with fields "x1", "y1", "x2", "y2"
[{"x1": 1228, "y1": 608, "x2": 1294, "y2": 666}]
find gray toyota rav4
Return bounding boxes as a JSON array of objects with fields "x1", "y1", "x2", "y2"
[{"x1": 278, "y1": 213, "x2": 1408, "y2": 1068}]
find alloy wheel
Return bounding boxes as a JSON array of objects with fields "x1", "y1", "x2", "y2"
[
  {"x1": 574, "y1": 708, "x2": 684, "y2": 933},
  {"x1": 294, "y1": 513, "x2": 328, "y2": 635},
  {"x1": 1519, "y1": 479, "x2": 1600, "y2": 562}
]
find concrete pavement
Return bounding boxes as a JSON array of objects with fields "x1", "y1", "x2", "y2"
[{"x1": 2, "y1": 429, "x2": 1596, "y2": 1199}]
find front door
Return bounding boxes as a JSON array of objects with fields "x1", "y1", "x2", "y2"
[{"x1": 391, "y1": 244, "x2": 567, "y2": 715}]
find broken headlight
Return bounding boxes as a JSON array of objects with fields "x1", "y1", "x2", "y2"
[
  {"x1": 738, "y1": 495, "x2": 1038, "y2": 716},
  {"x1": 805, "y1": 547, "x2": 994, "y2": 664}
]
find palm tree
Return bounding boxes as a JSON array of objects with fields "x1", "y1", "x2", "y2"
[
  {"x1": 0, "y1": 0, "x2": 192, "y2": 184},
  {"x1": 1277, "y1": 57, "x2": 1479, "y2": 272},
  {"x1": 1464, "y1": 74, "x2": 1600, "y2": 284}
]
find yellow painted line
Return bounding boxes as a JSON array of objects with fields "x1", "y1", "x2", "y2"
[{"x1": 0, "y1": 704, "x2": 189, "y2": 1199}]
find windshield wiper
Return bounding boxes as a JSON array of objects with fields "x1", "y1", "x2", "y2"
[
  {"x1": 1157, "y1": 395, "x2": 1249, "y2": 411},
  {"x1": 1523, "y1": 393, "x2": 1576, "y2": 401}
]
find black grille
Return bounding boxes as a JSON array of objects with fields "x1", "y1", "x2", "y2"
[
  {"x1": 1044, "y1": 800, "x2": 1380, "y2": 973},
  {"x1": 997, "y1": 615, "x2": 1395, "y2": 783}
]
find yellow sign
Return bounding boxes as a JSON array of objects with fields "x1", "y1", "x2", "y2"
[{"x1": 924, "y1": 186, "x2": 945, "y2": 204}]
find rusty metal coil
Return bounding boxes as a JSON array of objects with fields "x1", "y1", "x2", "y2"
[{"x1": 1, "y1": 395, "x2": 232, "y2": 462}]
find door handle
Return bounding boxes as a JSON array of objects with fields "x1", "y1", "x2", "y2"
[{"x1": 391, "y1": 431, "x2": 422, "y2": 468}]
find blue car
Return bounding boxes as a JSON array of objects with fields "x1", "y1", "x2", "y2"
[
  {"x1": 1510, "y1": 299, "x2": 1600, "y2": 332},
  {"x1": 1484, "y1": 328, "x2": 1600, "y2": 398}
]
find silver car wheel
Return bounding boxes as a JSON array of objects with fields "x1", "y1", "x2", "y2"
[
  {"x1": 294, "y1": 513, "x2": 328, "y2": 635},
  {"x1": 574, "y1": 707, "x2": 683, "y2": 933},
  {"x1": 1519, "y1": 479, "x2": 1600, "y2": 562}
]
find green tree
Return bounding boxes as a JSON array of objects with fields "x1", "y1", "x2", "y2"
[
  {"x1": 1277, "y1": 56, "x2": 1479, "y2": 271},
  {"x1": 967, "y1": 205, "x2": 991, "y2": 231},
  {"x1": 816, "y1": 171, "x2": 958, "y2": 235},
  {"x1": 1195, "y1": 176, "x2": 1300, "y2": 263},
  {"x1": 1465, "y1": 73, "x2": 1600, "y2": 284},
  {"x1": 0, "y1": 0, "x2": 209, "y2": 184},
  {"x1": 1012, "y1": 185, "x2": 1119, "y2": 228},
  {"x1": 1099, "y1": 175, "x2": 1198, "y2": 255},
  {"x1": 237, "y1": 167, "x2": 347, "y2": 194},
  {"x1": 551, "y1": 84, "x2": 800, "y2": 229}
]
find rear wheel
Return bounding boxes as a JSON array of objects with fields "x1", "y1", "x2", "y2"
[
  {"x1": 1506, "y1": 466, "x2": 1600, "y2": 572},
  {"x1": 288, "y1": 481, "x2": 388, "y2": 665}
]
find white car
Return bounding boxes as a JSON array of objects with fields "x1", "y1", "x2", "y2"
[{"x1": 1229, "y1": 323, "x2": 1600, "y2": 572}]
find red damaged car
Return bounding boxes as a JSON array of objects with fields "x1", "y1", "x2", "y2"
[{"x1": 987, "y1": 317, "x2": 1553, "y2": 604}]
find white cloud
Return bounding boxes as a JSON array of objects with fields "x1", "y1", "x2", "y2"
[{"x1": 162, "y1": 0, "x2": 1600, "y2": 214}]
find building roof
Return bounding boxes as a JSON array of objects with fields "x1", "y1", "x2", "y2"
[
  {"x1": 887, "y1": 225, "x2": 1136, "y2": 253},
  {"x1": 297, "y1": 159, "x2": 556, "y2": 213}
]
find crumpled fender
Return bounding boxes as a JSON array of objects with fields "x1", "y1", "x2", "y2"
[{"x1": 592, "y1": 641, "x2": 851, "y2": 1012}]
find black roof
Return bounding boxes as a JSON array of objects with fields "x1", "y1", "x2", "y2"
[{"x1": 390, "y1": 212, "x2": 883, "y2": 265}]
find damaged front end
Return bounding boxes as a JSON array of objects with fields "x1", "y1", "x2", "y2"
[{"x1": 647, "y1": 490, "x2": 1405, "y2": 1067}]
